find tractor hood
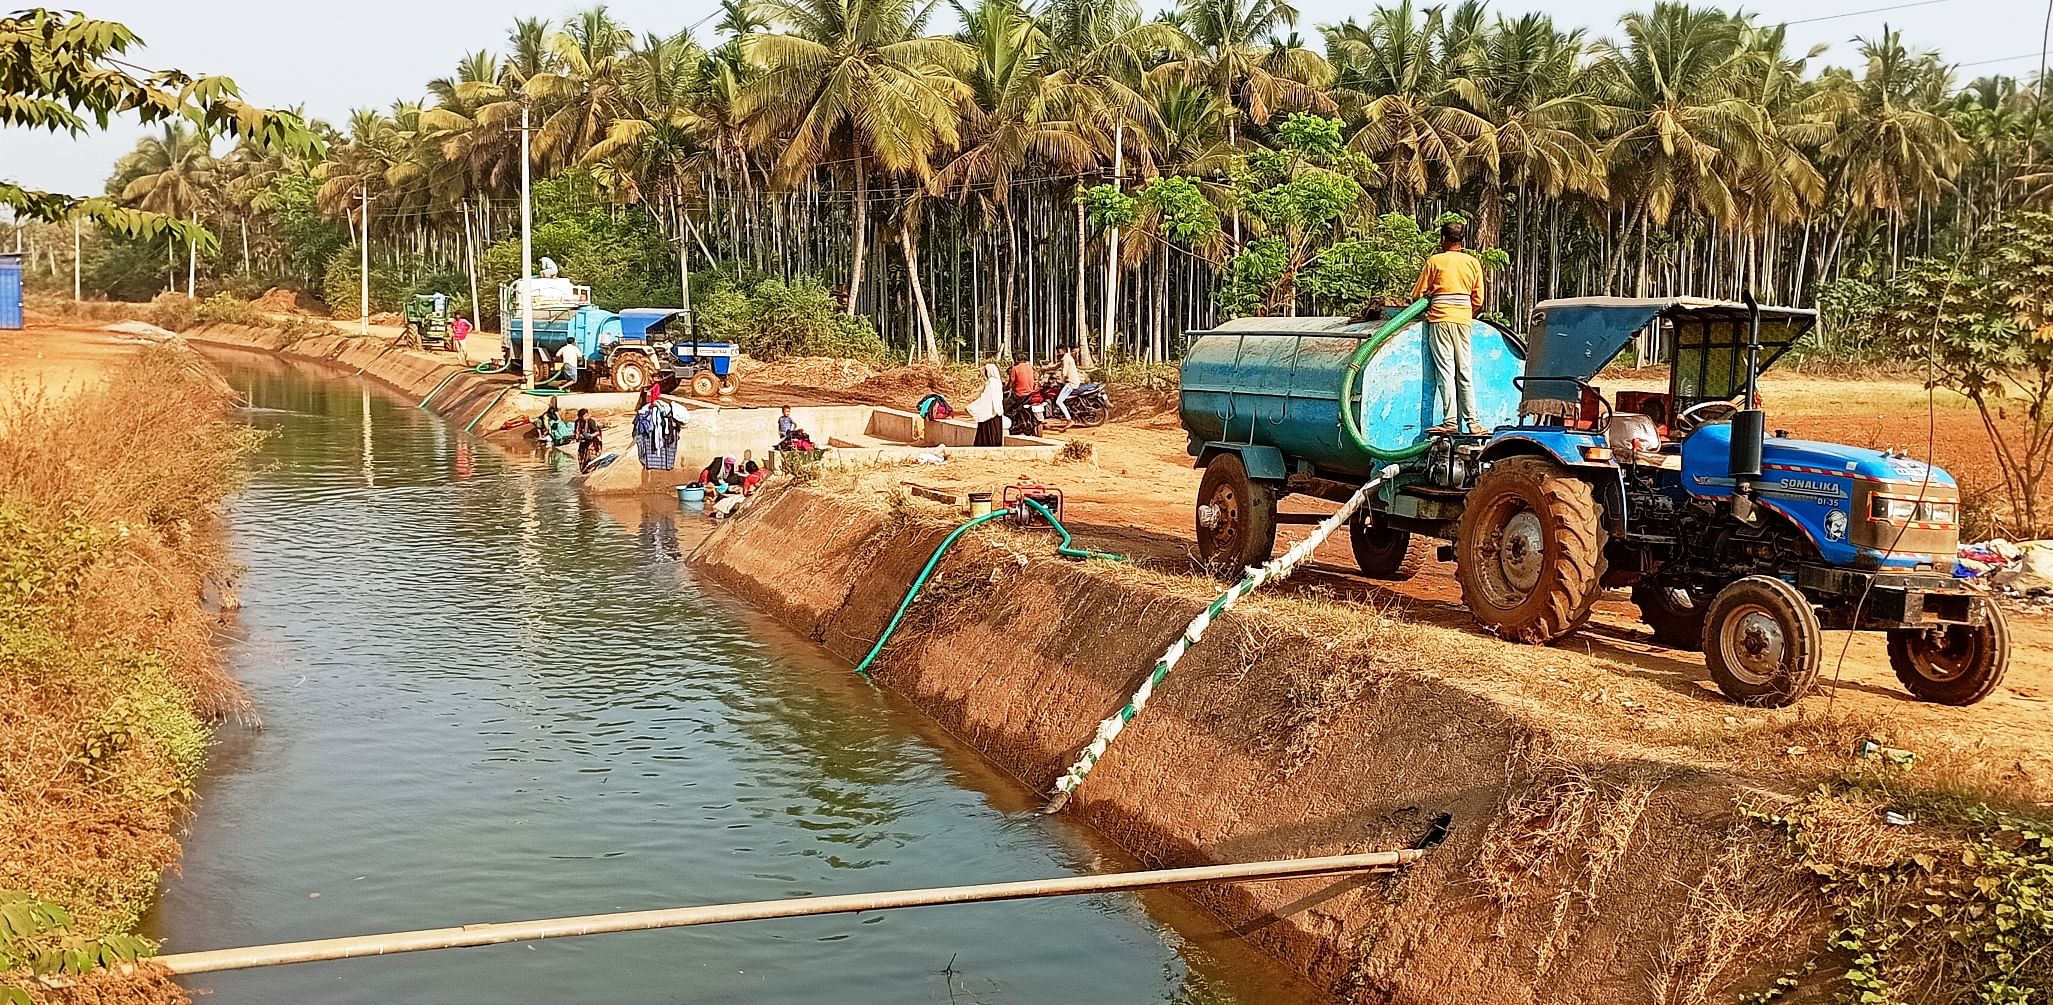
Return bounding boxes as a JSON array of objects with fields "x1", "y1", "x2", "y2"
[{"x1": 1684, "y1": 423, "x2": 1958, "y2": 490}]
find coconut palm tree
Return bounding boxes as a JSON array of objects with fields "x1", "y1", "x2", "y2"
[
  {"x1": 1811, "y1": 27, "x2": 1967, "y2": 274},
  {"x1": 114, "y1": 122, "x2": 220, "y2": 294},
  {"x1": 1324, "y1": 2, "x2": 1490, "y2": 204},
  {"x1": 525, "y1": 6, "x2": 637, "y2": 171},
  {"x1": 1456, "y1": 13, "x2": 1607, "y2": 248},
  {"x1": 738, "y1": 0, "x2": 973, "y2": 313},
  {"x1": 1590, "y1": 3, "x2": 1772, "y2": 291},
  {"x1": 1172, "y1": 0, "x2": 1330, "y2": 137}
]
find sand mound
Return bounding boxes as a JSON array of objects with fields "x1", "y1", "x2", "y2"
[
  {"x1": 368, "y1": 311, "x2": 403, "y2": 326},
  {"x1": 740, "y1": 355, "x2": 881, "y2": 390},
  {"x1": 845, "y1": 364, "x2": 977, "y2": 408},
  {"x1": 253, "y1": 287, "x2": 318, "y2": 314}
]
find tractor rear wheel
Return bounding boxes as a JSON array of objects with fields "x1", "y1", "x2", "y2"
[
  {"x1": 1195, "y1": 454, "x2": 1276, "y2": 578},
  {"x1": 1350, "y1": 511, "x2": 1430, "y2": 581},
  {"x1": 610, "y1": 353, "x2": 653, "y2": 394},
  {"x1": 1702, "y1": 576, "x2": 1821, "y2": 707},
  {"x1": 1633, "y1": 581, "x2": 1708, "y2": 651},
  {"x1": 690, "y1": 371, "x2": 718, "y2": 397},
  {"x1": 1454, "y1": 456, "x2": 1605, "y2": 644},
  {"x1": 719, "y1": 373, "x2": 740, "y2": 396},
  {"x1": 1888, "y1": 598, "x2": 2009, "y2": 706}
]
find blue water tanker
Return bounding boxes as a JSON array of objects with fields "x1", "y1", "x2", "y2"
[{"x1": 1180, "y1": 296, "x2": 2007, "y2": 709}]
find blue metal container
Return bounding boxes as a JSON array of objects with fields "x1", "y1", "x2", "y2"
[
  {"x1": 0, "y1": 253, "x2": 22, "y2": 330},
  {"x1": 1180, "y1": 314, "x2": 1525, "y2": 478}
]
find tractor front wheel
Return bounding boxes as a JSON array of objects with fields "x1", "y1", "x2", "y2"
[
  {"x1": 1454, "y1": 456, "x2": 1605, "y2": 644},
  {"x1": 719, "y1": 373, "x2": 740, "y2": 396},
  {"x1": 1888, "y1": 598, "x2": 2009, "y2": 706},
  {"x1": 690, "y1": 370, "x2": 718, "y2": 397},
  {"x1": 610, "y1": 353, "x2": 654, "y2": 394},
  {"x1": 1350, "y1": 511, "x2": 1431, "y2": 581},
  {"x1": 1195, "y1": 455, "x2": 1276, "y2": 578},
  {"x1": 1702, "y1": 576, "x2": 1821, "y2": 707}
]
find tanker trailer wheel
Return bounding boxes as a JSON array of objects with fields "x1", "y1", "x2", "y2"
[
  {"x1": 1888, "y1": 597, "x2": 2009, "y2": 706},
  {"x1": 610, "y1": 353, "x2": 653, "y2": 394},
  {"x1": 1195, "y1": 455, "x2": 1276, "y2": 577},
  {"x1": 719, "y1": 373, "x2": 741, "y2": 397},
  {"x1": 1350, "y1": 510, "x2": 1431, "y2": 581},
  {"x1": 690, "y1": 370, "x2": 718, "y2": 397},
  {"x1": 1701, "y1": 576, "x2": 1821, "y2": 707},
  {"x1": 1454, "y1": 456, "x2": 1605, "y2": 644},
  {"x1": 1632, "y1": 581, "x2": 1708, "y2": 651}
]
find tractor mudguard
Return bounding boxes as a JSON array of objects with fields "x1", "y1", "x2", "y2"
[
  {"x1": 1195, "y1": 443, "x2": 1287, "y2": 482},
  {"x1": 1479, "y1": 432, "x2": 1629, "y2": 534}
]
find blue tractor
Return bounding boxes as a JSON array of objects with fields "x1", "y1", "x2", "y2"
[
  {"x1": 1180, "y1": 295, "x2": 2007, "y2": 707},
  {"x1": 498, "y1": 284, "x2": 739, "y2": 396}
]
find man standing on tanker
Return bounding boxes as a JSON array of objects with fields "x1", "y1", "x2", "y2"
[{"x1": 1411, "y1": 220, "x2": 1484, "y2": 436}]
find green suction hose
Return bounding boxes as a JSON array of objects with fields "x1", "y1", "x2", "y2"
[
  {"x1": 1338, "y1": 297, "x2": 1430, "y2": 462},
  {"x1": 464, "y1": 388, "x2": 511, "y2": 434},
  {"x1": 1022, "y1": 497, "x2": 1125, "y2": 562},
  {"x1": 417, "y1": 369, "x2": 466, "y2": 411},
  {"x1": 853, "y1": 508, "x2": 1015, "y2": 676}
]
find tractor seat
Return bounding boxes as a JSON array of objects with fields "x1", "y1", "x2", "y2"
[{"x1": 1607, "y1": 413, "x2": 1661, "y2": 454}]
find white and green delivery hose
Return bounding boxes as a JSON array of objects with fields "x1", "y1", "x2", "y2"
[{"x1": 1044, "y1": 465, "x2": 1400, "y2": 812}]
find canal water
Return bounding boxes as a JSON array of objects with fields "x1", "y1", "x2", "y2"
[{"x1": 148, "y1": 354, "x2": 1315, "y2": 1005}]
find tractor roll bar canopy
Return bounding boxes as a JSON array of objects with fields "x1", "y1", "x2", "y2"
[
  {"x1": 1520, "y1": 297, "x2": 1817, "y2": 416},
  {"x1": 618, "y1": 308, "x2": 682, "y2": 341}
]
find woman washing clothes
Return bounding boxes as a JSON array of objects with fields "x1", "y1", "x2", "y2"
[{"x1": 967, "y1": 363, "x2": 1005, "y2": 447}]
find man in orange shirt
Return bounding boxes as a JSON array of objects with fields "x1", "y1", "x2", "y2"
[
  {"x1": 1410, "y1": 220, "x2": 1485, "y2": 436},
  {"x1": 1008, "y1": 355, "x2": 1037, "y2": 398}
]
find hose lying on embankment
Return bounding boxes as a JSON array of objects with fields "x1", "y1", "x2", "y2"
[
  {"x1": 1043, "y1": 465, "x2": 1400, "y2": 812},
  {"x1": 851, "y1": 503, "x2": 1125, "y2": 677}
]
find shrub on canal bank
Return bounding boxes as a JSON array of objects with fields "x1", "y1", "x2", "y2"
[{"x1": 0, "y1": 347, "x2": 257, "y2": 1004}]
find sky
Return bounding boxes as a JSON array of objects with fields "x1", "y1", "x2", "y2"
[{"x1": 2, "y1": 0, "x2": 2046, "y2": 198}]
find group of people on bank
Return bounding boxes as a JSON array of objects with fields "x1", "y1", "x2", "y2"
[{"x1": 964, "y1": 346, "x2": 1094, "y2": 446}]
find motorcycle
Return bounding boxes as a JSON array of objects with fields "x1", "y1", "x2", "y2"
[{"x1": 1011, "y1": 380, "x2": 1109, "y2": 435}]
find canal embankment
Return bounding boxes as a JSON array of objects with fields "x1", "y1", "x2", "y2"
[
  {"x1": 0, "y1": 336, "x2": 252, "y2": 1005},
  {"x1": 691, "y1": 481, "x2": 1837, "y2": 1004}
]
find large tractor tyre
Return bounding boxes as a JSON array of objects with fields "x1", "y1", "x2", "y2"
[
  {"x1": 1888, "y1": 599, "x2": 2010, "y2": 706},
  {"x1": 610, "y1": 353, "x2": 654, "y2": 395},
  {"x1": 1350, "y1": 512, "x2": 1431, "y2": 581},
  {"x1": 690, "y1": 370, "x2": 719, "y2": 397},
  {"x1": 1195, "y1": 455, "x2": 1277, "y2": 578},
  {"x1": 1701, "y1": 576, "x2": 1822, "y2": 707},
  {"x1": 719, "y1": 373, "x2": 741, "y2": 396},
  {"x1": 1633, "y1": 582, "x2": 1708, "y2": 651},
  {"x1": 1454, "y1": 456, "x2": 1606, "y2": 644}
]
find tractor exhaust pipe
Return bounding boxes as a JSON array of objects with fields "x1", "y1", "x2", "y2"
[{"x1": 1729, "y1": 292, "x2": 1766, "y2": 519}]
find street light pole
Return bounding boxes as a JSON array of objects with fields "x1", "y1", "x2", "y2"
[
  {"x1": 358, "y1": 184, "x2": 370, "y2": 338},
  {"x1": 520, "y1": 101, "x2": 536, "y2": 391}
]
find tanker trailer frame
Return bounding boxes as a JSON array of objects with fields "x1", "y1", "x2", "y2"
[{"x1": 1180, "y1": 295, "x2": 2007, "y2": 708}]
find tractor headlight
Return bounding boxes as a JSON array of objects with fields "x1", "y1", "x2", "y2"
[{"x1": 1869, "y1": 496, "x2": 1957, "y2": 526}]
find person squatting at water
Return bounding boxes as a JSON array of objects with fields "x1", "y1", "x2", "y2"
[{"x1": 573, "y1": 408, "x2": 603, "y2": 470}]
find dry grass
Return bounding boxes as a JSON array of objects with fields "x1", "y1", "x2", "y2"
[{"x1": 1, "y1": 346, "x2": 256, "y2": 1004}]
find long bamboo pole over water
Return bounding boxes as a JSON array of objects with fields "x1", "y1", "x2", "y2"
[{"x1": 152, "y1": 850, "x2": 1425, "y2": 975}]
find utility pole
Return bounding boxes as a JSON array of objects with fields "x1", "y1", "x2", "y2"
[
  {"x1": 187, "y1": 212, "x2": 197, "y2": 299},
  {"x1": 72, "y1": 216, "x2": 80, "y2": 303},
  {"x1": 1101, "y1": 119, "x2": 1123, "y2": 363},
  {"x1": 462, "y1": 197, "x2": 481, "y2": 332},
  {"x1": 675, "y1": 191, "x2": 694, "y2": 336},
  {"x1": 519, "y1": 101, "x2": 537, "y2": 391},
  {"x1": 357, "y1": 185, "x2": 371, "y2": 337}
]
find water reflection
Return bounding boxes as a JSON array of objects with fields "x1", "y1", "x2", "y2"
[{"x1": 149, "y1": 353, "x2": 1317, "y2": 1005}]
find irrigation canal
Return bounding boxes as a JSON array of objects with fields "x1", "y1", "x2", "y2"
[{"x1": 144, "y1": 352, "x2": 1317, "y2": 1004}]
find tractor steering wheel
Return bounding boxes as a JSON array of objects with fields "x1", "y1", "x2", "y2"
[{"x1": 1673, "y1": 399, "x2": 1740, "y2": 434}]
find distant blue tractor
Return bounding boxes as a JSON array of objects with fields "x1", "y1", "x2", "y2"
[
  {"x1": 1180, "y1": 295, "x2": 2006, "y2": 707},
  {"x1": 498, "y1": 284, "x2": 740, "y2": 396}
]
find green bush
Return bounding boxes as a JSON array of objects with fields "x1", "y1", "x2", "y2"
[
  {"x1": 320, "y1": 255, "x2": 410, "y2": 320},
  {"x1": 193, "y1": 292, "x2": 266, "y2": 327},
  {"x1": 693, "y1": 276, "x2": 889, "y2": 361},
  {"x1": 141, "y1": 292, "x2": 196, "y2": 332}
]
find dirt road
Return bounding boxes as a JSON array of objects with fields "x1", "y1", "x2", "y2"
[{"x1": 796, "y1": 370, "x2": 2053, "y2": 777}]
